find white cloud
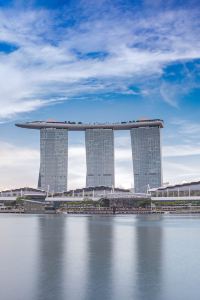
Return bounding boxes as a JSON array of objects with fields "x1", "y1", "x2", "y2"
[
  {"x1": 0, "y1": 142, "x2": 39, "y2": 189},
  {"x1": 163, "y1": 145, "x2": 200, "y2": 157},
  {"x1": 0, "y1": 142, "x2": 39, "y2": 167},
  {"x1": 163, "y1": 160, "x2": 200, "y2": 184},
  {"x1": 0, "y1": 7, "x2": 199, "y2": 119},
  {"x1": 173, "y1": 120, "x2": 200, "y2": 136}
]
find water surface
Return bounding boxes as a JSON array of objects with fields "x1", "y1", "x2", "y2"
[{"x1": 0, "y1": 214, "x2": 200, "y2": 300}]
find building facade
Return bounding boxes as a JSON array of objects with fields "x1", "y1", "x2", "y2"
[
  {"x1": 130, "y1": 126, "x2": 162, "y2": 193},
  {"x1": 150, "y1": 180, "x2": 200, "y2": 198},
  {"x1": 39, "y1": 128, "x2": 68, "y2": 193},
  {"x1": 85, "y1": 129, "x2": 115, "y2": 187},
  {"x1": 16, "y1": 119, "x2": 163, "y2": 193}
]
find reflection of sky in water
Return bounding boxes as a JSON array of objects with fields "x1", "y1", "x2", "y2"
[{"x1": 0, "y1": 215, "x2": 200, "y2": 300}]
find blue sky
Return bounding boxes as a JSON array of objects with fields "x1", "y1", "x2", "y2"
[{"x1": 0, "y1": 0, "x2": 200, "y2": 190}]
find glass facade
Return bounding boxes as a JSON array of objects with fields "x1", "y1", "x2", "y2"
[
  {"x1": 85, "y1": 129, "x2": 115, "y2": 187},
  {"x1": 130, "y1": 126, "x2": 162, "y2": 193},
  {"x1": 22, "y1": 121, "x2": 164, "y2": 193},
  {"x1": 39, "y1": 128, "x2": 68, "y2": 193},
  {"x1": 150, "y1": 182, "x2": 200, "y2": 197}
]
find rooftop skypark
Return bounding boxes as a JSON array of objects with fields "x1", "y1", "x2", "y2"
[{"x1": 16, "y1": 119, "x2": 164, "y2": 130}]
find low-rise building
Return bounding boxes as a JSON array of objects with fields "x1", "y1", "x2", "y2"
[
  {"x1": 54, "y1": 186, "x2": 130, "y2": 198},
  {"x1": 149, "y1": 180, "x2": 200, "y2": 202},
  {"x1": 0, "y1": 187, "x2": 46, "y2": 202}
]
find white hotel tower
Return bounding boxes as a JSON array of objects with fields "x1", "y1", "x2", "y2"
[{"x1": 16, "y1": 119, "x2": 163, "y2": 193}]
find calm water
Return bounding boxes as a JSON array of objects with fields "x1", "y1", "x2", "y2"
[{"x1": 0, "y1": 214, "x2": 200, "y2": 300}]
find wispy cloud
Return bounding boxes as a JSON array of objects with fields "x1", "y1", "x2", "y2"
[
  {"x1": 0, "y1": 142, "x2": 39, "y2": 189},
  {"x1": 172, "y1": 119, "x2": 200, "y2": 136},
  {"x1": 0, "y1": 5, "x2": 199, "y2": 119},
  {"x1": 163, "y1": 160, "x2": 200, "y2": 184},
  {"x1": 163, "y1": 145, "x2": 200, "y2": 157}
]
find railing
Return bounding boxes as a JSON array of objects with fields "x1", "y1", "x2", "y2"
[
  {"x1": 151, "y1": 196, "x2": 200, "y2": 201},
  {"x1": 46, "y1": 196, "x2": 100, "y2": 202}
]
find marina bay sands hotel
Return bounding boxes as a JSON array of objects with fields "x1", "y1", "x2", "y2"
[{"x1": 16, "y1": 119, "x2": 164, "y2": 194}]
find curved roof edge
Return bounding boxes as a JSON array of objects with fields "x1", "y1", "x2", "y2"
[{"x1": 15, "y1": 119, "x2": 164, "y2": 130}]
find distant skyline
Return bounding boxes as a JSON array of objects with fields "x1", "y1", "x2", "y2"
[{"x1": 0, "y1": 0, "x2": 200, "y2": 190}]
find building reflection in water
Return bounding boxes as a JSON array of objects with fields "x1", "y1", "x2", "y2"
[
  {"x1": 62, "y1": 216, "x2": 89, "y2": 300},
  {"x1": 111, "y1": 216, "x2": 138, "y2": 300},
  {"x1": 85, "y1": 216, "x2": 114, "y2": 300},
  {"x1": 135, "y1": 215, "x2": 163, "y2": 300},
  {"x1": 36, "y1": 215, "x2": 66, "y2": 300},
  {"x1": 35, "y1": 215, "x2": 163, "y2": 300}
]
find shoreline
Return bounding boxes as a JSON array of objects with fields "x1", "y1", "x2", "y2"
[{"x1": 1, "y1": 209, "x2": 200, "y2": 215}]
